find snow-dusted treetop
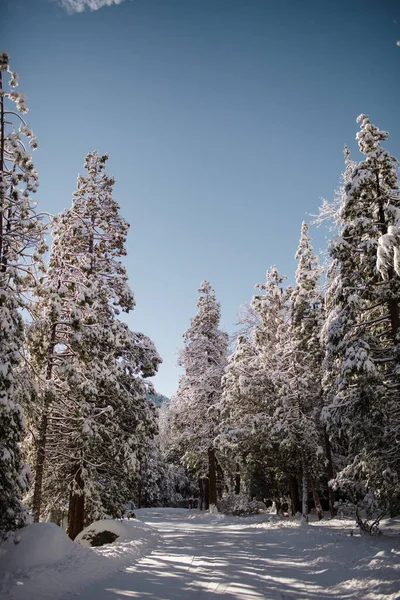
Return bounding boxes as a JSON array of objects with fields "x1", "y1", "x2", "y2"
[{"x1": 0, "y1": 52, "x2": 45, "y2": 285}]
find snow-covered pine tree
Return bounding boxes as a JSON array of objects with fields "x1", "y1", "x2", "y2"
[
  {"x1": 136, "y1": 400, "x2": 197, "y2": 508},
  {"x1": 287, "y1": 222, "x2": 325, "y2": 520},
  {"x1": 160, "y1": 401, "x2": 198, "y2": 505},
  {"x1": 245, "y1": 264, "x2": 322, "y2": 517},
  {"x1": 170, "y1": 281, "x2": 228, "y2": 509},
  {"x1": 218, "y1": 332, "x2": 274, "y2": 499},
  {"x1": 244, "y1": 267, "x2": 298, "y2": 511},
  {"x1": 0, "y1": 53, "x2": 45, "y2": 537},
  {"x1": 317, "y1": 147, "x2": 357, "y2": 517},
  {"x1": 322, "y1": 115, "x2": 400, "y2": 522},
  {"x1": 26, "y1": 203, "x2": 91, "y2": 523},
  {"x1": 27, "y1": 152, "x2": 161, "y2": 537},
  {"x1": 250, "y1": 267, "x2": 308, "y2": 515}
]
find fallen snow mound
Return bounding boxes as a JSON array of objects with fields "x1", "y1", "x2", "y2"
[
  {"x1": 75, "y1": 518, "x2": 155, "y2": 548},
  {"x1": 0, "y1": 523, "x2": 77, "y2": 572}
]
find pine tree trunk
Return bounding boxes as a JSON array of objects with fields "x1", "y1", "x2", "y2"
[
  {"x1": 204, "y1": 477, "x2": 210, "y2": 510},
  {"x1": 208, "y1": 448, "x2": 217, "y2": 506},
  {"x1": 311, "y1": 479, "x2": 324, "y2": 520},
  {"x1": 32, "y1": 410, "x2": 48, "y2": 522},
  {"x1": 67, "y1": 467, "x2": 85, "y2": 540},
  {"x1": 217, "y1": 461, "x2": 224, "y2": 500},
  {"x1": 301, "y1": 457, "x2": 308, "y2": 523},
  {"x1": 388, "y1": 297, "x2": 400, "y2": 338},
  {"x1": 323, "y1": 426, "x2": 336, "y2": 517},
  {"x1": 32, "y1": 324, "x2": 57, "y2": 522},
  {"x1": 289, "y1": 474, "x2": 300, "y2": 515},
  {"x1": 235, "y1": 463, "x2": 241, "y2": 494},
  {"x1": 137, "y1": 461, "x2": 142, "y2": 509},
  {"x1": 198, "y1": 478, "x2": 204, "y2": 511}
]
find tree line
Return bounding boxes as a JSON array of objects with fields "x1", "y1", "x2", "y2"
[
  {"x1": 165, "y1": 116, "x2": 400, "y2": 533},
  {"x1": 1, "y1": 53, "x2": 399, "y2": 541}
]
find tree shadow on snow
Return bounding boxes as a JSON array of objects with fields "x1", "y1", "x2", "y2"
[{"x1": 69, "y1": 514, "x2": 400, "y2": 600}]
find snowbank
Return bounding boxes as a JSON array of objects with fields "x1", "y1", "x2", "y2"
[
  {"x1": 0, "y1": 519, "x2": 160, "y2": 600},
  {"x1": 0, "y1": 523, "x2": 77, "y2": 571}
]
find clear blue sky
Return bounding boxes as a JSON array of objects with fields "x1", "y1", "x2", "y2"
[{"x1": 3, "y1": 0, "x2": 400, "y2": 397}]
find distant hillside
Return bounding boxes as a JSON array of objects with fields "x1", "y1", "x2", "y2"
[{"x1": 147, "y1": 391, "x2": 169, "y2": 407}]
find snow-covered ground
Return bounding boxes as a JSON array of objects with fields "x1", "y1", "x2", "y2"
[
  {"x1": 0, "y1": 517, "x2": 160, "y2": 600},
  {"x1": 1, "y1": 508, "x2": 400, "y2": 599}
]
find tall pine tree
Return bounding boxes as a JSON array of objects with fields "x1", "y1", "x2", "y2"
[
  {"x1": 322, "y1": 115, "x2": 400, "y2": 521},
  {"x1": 27, "y1": 152, "x2": 160, "y2": 536},
  {"x1": 170, "y1": 281, "x2": 228, "y2": 509},
  {"x1": 0, "y1": 53, "x2": 45, "y2": 537}
]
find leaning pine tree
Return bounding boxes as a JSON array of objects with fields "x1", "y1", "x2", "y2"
[
  {"x1": 0, "y1": 53, "x2": 45, "y2": 537},
  {"x1": 322, "y1": 115, "x2": 400, "y2": 526}
]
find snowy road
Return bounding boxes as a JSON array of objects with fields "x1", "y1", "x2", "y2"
[{"x1": 61, "y1": 509, "x2": 400, "y2": 600}]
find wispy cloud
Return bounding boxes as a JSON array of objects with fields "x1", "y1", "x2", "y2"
[{"x1": 54, "y1": 0, "x2": 128, "y2": 14}]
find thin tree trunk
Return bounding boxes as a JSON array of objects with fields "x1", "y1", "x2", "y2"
[
  {"x1": 208, "y1": 448, "x2": 217, "y2": 506},
  {"x1": 235, "y1": 463, "x2": 241, "y2": 495},
  {"x1": 204, "y1": 477, "x2": 210, "y2": 511},
  {"x1": 198, "y1": 478, "x2": 204, "y2": 511},
  {"x1": 32, "y1": 324, "x2": 57, "y2": 522},
  {"x1": 137, "y1": 460, "x2": 142, "y2": 509},
  {"x1": 32, "y1": 410, "x2": 48, "y2": 522},
  {"x1": 388, "y1": 297, "x2": 400, "y2": 338},
  {"x1": 0, "y1": 67, "x2": 19, "y2": 274},
  {"x1": 311, "y1": 479, "x2": 324, "y2": 520},
  {"x1": 67, "y1": 466, "x2": 85, "y2": 540},
  {"x1": 216, "y1": 461, "x2": 224, "y2": 500},
  {"x1": 323, "y1": 426, "x2": 336, "y2": 517},
  {"x1": 289, "y1": 474, "x2": 300, "y2": 515},
  {"x1": 301, "y1": 456, "x2": 308, "y2": 523}
]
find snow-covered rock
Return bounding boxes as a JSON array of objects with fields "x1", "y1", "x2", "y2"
[{"x1": 75, "y1": 518, "x2": 157, "y2": 548}]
